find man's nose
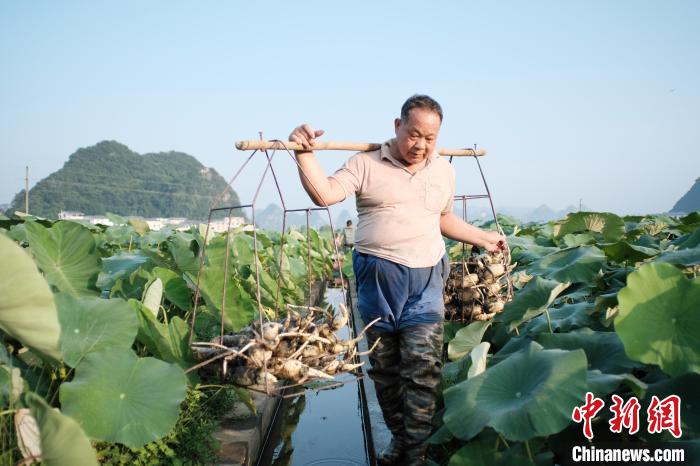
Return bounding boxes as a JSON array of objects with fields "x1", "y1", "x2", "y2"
[{"x1": 414, "y1": 138, "x2": 426, "y2": 149}]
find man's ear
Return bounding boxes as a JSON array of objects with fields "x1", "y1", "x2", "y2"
[{"x1": 394, "y1": 118, "x2": 401, "y2": 134}]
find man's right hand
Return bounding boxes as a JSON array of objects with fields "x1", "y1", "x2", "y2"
[{"x1": 289, "y1": 124, "x2": 325, "y2": 151}]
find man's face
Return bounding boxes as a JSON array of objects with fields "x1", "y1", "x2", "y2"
[{"x1": 394, "y1": 108, "x2": 441, "y2": 168}]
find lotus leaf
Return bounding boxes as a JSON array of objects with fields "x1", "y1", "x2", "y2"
[
  {"x1": 448, "y1": 321, "x2": 490, "y2": 361},
  {"x1": 521, "y1": 302, "x2": 595, "y2": 335},
  {"x1": 528, "y1": 246, "x2": 606, "y2": 283},
  {"x1": 586, "y1": 370, "x2": 646, "y2": 398},
  {"x1": 24, "y1": 221, "x2": 101, "y2": 296},
  {"x1": 152, "y1": 266, "x2": 192, "y2": 311},
  {"x1": 60, "y1": 349, "x2": 187, "y2": 448},
  {"x1": 142, "y1": 278, "x2": 163, "y2": 317},
  {"x1": 562, "y1": 233, "x2": 595, "y2": 247},
  {"x1": 168, "y1": 234, "x2": 199, "y2": 275},
  {"x1": 673, "y1": 228, "x2": 700, "y2": 249},
  {"x1": 132, "y1": 300, "x2": 196, "y2": 378},
  {"x1": 24, "y1": 392, "x2": 98, "y2": 466},
  {"x1": 603, "y1": 240, "x2": 658, "y2": 263},
  {"x1": 616, "y1": 263, "x2": 700, "y2": 376},
  {"x1": 0, "y1": 235, "x2": 61, "y2": 360},
  {"x1": 499, "y1": 277, "x2": 570, "y2": 331},
  {"x1": 553, "y1": 212, "x2": 625, "y2": 242},
  {"x1": 56, "y1": 293, "x2": 139, "y2": 367},
  {"x1": 96, "y1": 251, "x2": 150, "y2": 291},
  {"x1": 448, "y1": 441, "x2": 533, "y2": 466},
  {"x1": 444, "y1": 342, "x2": 587, "y2": 441},
  {"x1": 536, "y1": 328, "x2": 638, "y2": 374},
  {"x1": 654, "y1": 247, "x2": 700, "y2": 267}
]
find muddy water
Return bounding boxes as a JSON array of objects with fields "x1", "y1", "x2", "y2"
[{"x1": 256, "y1": 288, "x2": 374, "y2": 466}]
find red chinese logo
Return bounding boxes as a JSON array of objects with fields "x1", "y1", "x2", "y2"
[
  {"x1": 572, "y1": 392, "x2": 605, "y2": 440},
  {"x1": 572, "y1": 393, "x2": 683, "y2": 439},
  {"x1": 647, "y1": 395, "x2": 682, "y2": 438},
  {"x1": 609, "y1": 394, "x2": 641, "y2": 435}
]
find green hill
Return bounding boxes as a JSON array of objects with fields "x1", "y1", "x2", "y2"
[
  {"x1": 672, "y1": 177, "x2": 700, "y2": 213},
  {"x1": 7, "y1": 141, "x2": 240, "y2": 220}
]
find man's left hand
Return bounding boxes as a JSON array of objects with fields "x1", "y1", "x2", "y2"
[{"x1": 482, "y1": 231, "x2": 507, "y2": 253}]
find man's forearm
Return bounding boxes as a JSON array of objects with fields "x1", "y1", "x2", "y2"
[
  {"x1": 295, "y1": 151, "x2": 339, "y2": 206},
  {"x1": 440, "y1": 212, "x2": 489, "y2": 247}
]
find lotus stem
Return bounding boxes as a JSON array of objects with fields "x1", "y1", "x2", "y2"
[{"x1": 524, "y1": 440, "x2": 534, "y2": 463}]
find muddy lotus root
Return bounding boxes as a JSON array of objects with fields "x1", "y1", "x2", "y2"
[
  {"x1": 443, "y1": 251, "x2": 514, "y2": 322},
  {"x1": 191, "y1": 303, "x2": 379, "y2": 387}
]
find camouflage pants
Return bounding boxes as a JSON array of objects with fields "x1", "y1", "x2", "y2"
[{"x1": 365, "y1": 322, "x2": 443, "y2": 448}]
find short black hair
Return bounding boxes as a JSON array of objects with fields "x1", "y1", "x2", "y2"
[
  {"x1": 346, "y1": 220, "x2": 352, "y2": 226},
  {"x1": 400, "y1": 94, "x2": 443, "y2": 123}
]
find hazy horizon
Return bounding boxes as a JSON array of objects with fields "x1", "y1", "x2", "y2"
[{"x1": 2, "y1": 2, "x2": 698, "y2": 216}]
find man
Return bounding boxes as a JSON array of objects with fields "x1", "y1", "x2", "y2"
[
  {"x1": 289, "y1": 95, "x2": 506, "y2": 465},
  {"x1": 343, "y1": 219, "x2": 355, "y2": 251}
]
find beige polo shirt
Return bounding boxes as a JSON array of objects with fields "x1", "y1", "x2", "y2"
[{"x1": 329, "y1": 139, "x2": 455, "y2": 268}]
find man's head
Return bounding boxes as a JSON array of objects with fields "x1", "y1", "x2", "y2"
[
  {"x1": 394, "y1": 95, "x2": 443, "y2": 169},
  {"x1": 346, "y1": 220, "x2": 352, "y2": 227}
]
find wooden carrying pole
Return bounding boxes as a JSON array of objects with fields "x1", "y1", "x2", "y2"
[{"x1": 235, "y1": 140, "x2": 486, "y2": 157}]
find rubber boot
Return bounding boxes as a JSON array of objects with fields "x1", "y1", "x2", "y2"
[
  {"x1": 365, "y1": 328, "x2": 407, "y2": 465},
  {"x1": 403, "y1": 443, "x2": 428, "y2": 466},
  {"x1": 376, "y1": 437, "x2": 405, "y2": 465}
]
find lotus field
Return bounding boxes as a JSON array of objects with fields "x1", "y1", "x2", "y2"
[
  {"x1": 0, "y1": 213, "x2": 335, "y2": 465},
  {"x1": 435, "y1": 211, "x2": 700, "y2": 464},
  {"x1": 1, "y1": 210, "x2": 699, "y2": 465}
]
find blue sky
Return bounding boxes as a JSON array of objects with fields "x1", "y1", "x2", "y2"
[{"x1": 1, "y1": 1, "x2": 698, "y2": 217}]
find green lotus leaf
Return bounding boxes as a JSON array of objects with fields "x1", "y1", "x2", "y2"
[
  {"x1": 528, "y1": 246, "x2": 606, "y2": 283},
  {"x1": 586, "y1": 370, "x2": 646, "y2": 399},
  {"x1": 507, "y1": 235, "x2": 558, "y2": 264},
  {"x1": 96, "y1": 251, "x2": 151, "y2": 291},
  {"x1": 152, "y1": 267, "x2": 192, "y2": 311},
  {"x1": 60, "y1": 349, "x2": 187, "y2": 448},
  {"x1": 426, "y1": 424, "x2": 454, "y2": 445},
  {"x1": 499, "y1": 277, "x2": 570, "y2": 331},
  {"x1": 106, "y1": 213, "x2": 128, "y2": 225},
  {"x1": 489, "y1": 337, "x2": 536, "y2": 366},
  {"x1": 131, "y1": 300, "x2": 196, "y2": 380},
  {"x1": 191, "y1": 239, "x2": 256, "y2": 331},
  {"x1": 56, "y1": 293, "x2": 139, "y2": 367},
  {"x1": 673, "y1": 228, "x2": 700, "y2": 249},
  {"x1": 646, "y1": 373, "x2": 700, "y2": 438},
  {"x1": 24, "y1": 392, "x2": 98, "y2": 466},
  {"x1": 24, "y1": 221, "x2": 101, "y2": 296},
  {"x1": 168, "y1": 234, "x2": 199, "y2": 275},
  {"x1": 127, "y1": 218, "x2": 149, "y2": 236},
  {"x1": 603, "y1": 240, "x2": 658, "y2": 263},
  {"x1": 521, "y1": 302, "x2": 596, "y2": 335},
  {"x1": 448, "y1": 441, "x2": 533, "y2": 466},
  {"x1": 232, "y1": 234, "x2": 256, "y2": 267},
  {"x1": 679, "y1": 212, "x2": 700, "y2": 227},
  {"x1": 442, "y1": 353, "x2": 472, "y2": 389},
  {"x1": 562, "y1": 233, "x2": 596, "y2": 247},
  {"x1": 0, "y1": 235, "x2": 61, "y2": 360},
  {"x1": 654, "y1": 247, "x2": 700, "y2": 267},
  {"x1": 553, "y1": 211, "x2": 626, "y2": 242},
  {"x1": 448, "y1": 321, "x2": 490, "y2": 361},
  {"x1": 536, "y1": 328, "x2": 638, "y2": 374},
  {"x1": 443, "y1": 342, "x2": 587, "y2": 441},
  {"x1": 616, "y1": 262, "x2": 700, "y2": 376}
]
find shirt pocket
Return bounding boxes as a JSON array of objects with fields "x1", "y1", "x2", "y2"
[{"x1": 425, "y1": 181, "x2": 447, "y2": 212}]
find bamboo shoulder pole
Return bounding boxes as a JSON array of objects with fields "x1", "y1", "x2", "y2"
[{"x1": 235, "y1": 140, "x2": 486, "y2": 157}]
